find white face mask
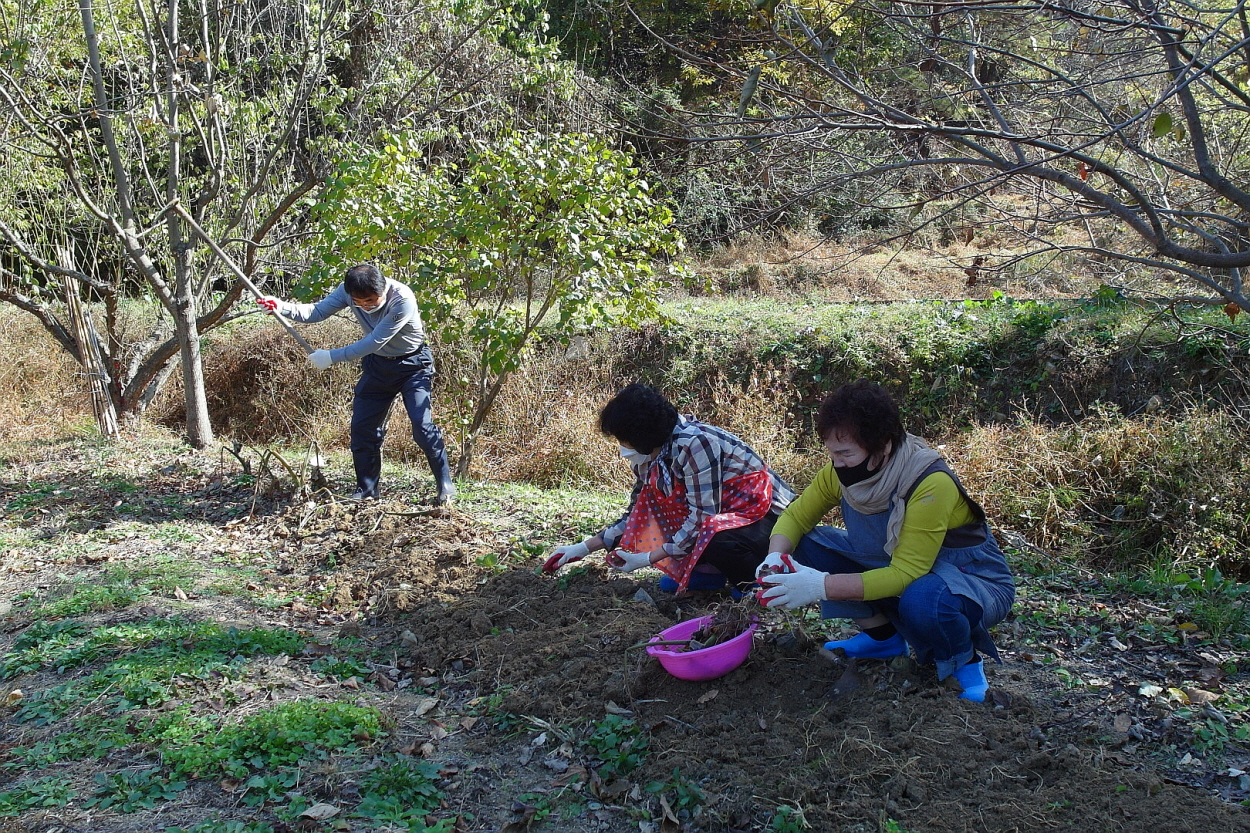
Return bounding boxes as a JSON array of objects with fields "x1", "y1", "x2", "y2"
[{"x1": 619, "y1": 446, "x2": 651, "y2": 466}]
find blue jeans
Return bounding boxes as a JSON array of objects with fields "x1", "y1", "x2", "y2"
[
  {"x1": 793, "y1": 537, "x2": 984, "y2": 680},
  {"x1": 350, "y1": 349, "x2": 448, "y2": 497}
]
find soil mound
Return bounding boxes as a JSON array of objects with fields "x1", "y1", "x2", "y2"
[{"x1": 288, "y1": 502, "x2": 1250, "y2": 832}]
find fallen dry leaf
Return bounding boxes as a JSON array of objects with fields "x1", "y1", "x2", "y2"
[
  {"x1": 1184, "y1": 688, "x2": 1220, "y2": 705},
  {"x1": 414, "y1": 697, "x2": 438, "y2": 716},
  {"x1": 501, "y1": 803, "x2": 540, "y2": 833},
  {"x1": 299, "y1": 802, "x2": 340, "y2": 820},
  {"x1": 697, "y1": 689, "x2": 719, "y2": 704}
]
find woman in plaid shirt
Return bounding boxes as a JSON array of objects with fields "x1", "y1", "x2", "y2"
[{"x1": 544, "y1": 384, "x2": 795, "y2": 594}]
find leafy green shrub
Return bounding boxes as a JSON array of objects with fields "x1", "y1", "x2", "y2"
[
  {"x1": 12, "y1": 683, "x2": 78, "y2": 725},
  {"x1": 310, "y1": 654, "x2": 371, "y2": 680},
  {"x1": 6, "y1": 714, "x2": 134, "y2": 767},
  {"x1": 2, "y1": 620, "x2": 305, "y2": 719},
  {"x1": 239, "y1": 769, "x2": 301, "y2": 807}
]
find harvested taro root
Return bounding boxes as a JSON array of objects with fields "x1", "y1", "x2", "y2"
[{"x1": 685, "y1": 602, "x2": 754, "y2": 651}]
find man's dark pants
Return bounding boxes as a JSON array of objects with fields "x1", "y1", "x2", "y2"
[{"x1": 350, "y1": 347, "x2": 449, "y2": 498}]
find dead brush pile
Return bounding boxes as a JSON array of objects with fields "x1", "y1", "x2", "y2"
[{"x1": 156, "y1": 320, "x2": 358, "y2": 446}]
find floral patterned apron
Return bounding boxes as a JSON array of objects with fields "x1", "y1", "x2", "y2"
[{"x1": 617, "y1": 467, "x2": 773, "y2": 593}]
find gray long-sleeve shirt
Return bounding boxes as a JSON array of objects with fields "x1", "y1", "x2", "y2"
[{"x1": 281, "y1": 277, "x2": 427, "y2": 363}]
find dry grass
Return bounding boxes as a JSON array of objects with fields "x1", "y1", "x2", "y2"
[
  {"x1": 694, "y1": 227, "x2": 1110, "y2": 302},
  {"x1": 951, "y1": 407, "x2": 1250, "y2": 573},
  {"x1": 0, "y1": 310, "x2": 93, "y2": 445}
]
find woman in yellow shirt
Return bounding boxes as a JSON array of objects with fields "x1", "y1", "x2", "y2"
[{"x1": 758, "y1": 381, "x2": 1014, "y2": 701}]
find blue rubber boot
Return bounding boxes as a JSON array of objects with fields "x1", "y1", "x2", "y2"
[
  {"x1": 952, "y1": 657, "x2": 989, "y2": 702},
  {"x1": 823, "y1": 632, "x2": 909, "y2": 659},
  {"x1": 658, "y1": 571, "x2": 727, "y2": 592}
]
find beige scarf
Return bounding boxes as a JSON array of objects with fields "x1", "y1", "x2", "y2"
[{"x1": 841, "y1": 433, "x2": 943, "y2": 556}]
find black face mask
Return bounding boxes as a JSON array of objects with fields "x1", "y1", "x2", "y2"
[{"x1": 835, "y1": 457, "x2": 878, "y2": 487}]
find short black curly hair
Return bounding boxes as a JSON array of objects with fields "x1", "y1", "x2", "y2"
[
  {"x1": 599, "y1": 383, "x2": 679, "y2": 454},
  {"x1": 815, "y1": 380, "x2": 905, "y2": 458}
]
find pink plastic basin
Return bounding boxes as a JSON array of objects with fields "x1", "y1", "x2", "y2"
[{"x1": 646, "y1": 615, "x2": 758, "y2": 681}]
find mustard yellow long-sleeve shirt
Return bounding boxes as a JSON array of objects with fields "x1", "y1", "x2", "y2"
[{"x1": 772, "y1": 462, "x2": 979, "y2": 600}]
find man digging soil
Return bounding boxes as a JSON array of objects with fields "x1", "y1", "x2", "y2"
[{"x1": 258, "y1": 264, "x2": 456, "y2": 505}]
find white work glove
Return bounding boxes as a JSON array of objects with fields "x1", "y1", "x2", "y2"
[
  {"x1": 606, "y1": 548, "x2": 652, "y2": 573},
  {"x1": 543, "y1": 541, "x2": 590, "y2": 573},
  {"x1": 755, "y1": 551, "x2": 791, "y2": 579},
  {"x1": 308, "y1": 349, "x2": 333, "y2": 370},
  {"x1": 758, "y1": 560, "x2": 829, "y2": 609},
  {"x1": 257, "y1": 295, "x2": 287, "y2": 313}
]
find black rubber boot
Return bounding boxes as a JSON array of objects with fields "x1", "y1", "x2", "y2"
[{"x1": 427, "y1": 448, "x2": 457, "y2": 505}]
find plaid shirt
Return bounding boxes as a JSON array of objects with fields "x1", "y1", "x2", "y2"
[{"x1": 601, "y1": 416, "x2": 796, "y2": 557}]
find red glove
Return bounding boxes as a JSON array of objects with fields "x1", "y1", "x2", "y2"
[{"x1": 257, "y1": 296, "x2": 281, "y2": 312}]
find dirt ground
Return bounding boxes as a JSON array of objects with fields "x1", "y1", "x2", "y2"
[
  {"x1": 1, "y1": 459, "x2": 1247, "y2": 833},
  {"x1": 278, "y1": 500, "x2": 1250, "y2": 833}
]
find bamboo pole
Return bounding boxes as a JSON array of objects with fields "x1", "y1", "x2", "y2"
[{"x1": 57, "y1": 247, "x2": 119, "y2": 438}]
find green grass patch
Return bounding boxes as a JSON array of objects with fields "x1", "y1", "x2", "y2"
[
  {"x1": 2, "y1": 618, "x2": 304, "y2": 682},
  {"x1": 35, "y1": 581, "x2": 152, "y2": 617},
  {"x1": 162, "y1": 701, "x2": 385, "y2": 778},
  {"x1": 0, "y1": 776, "x2": 76, "y2": 816},
  {"x1": 82, "y1": 766, "x2": 186, "y2": 813}
]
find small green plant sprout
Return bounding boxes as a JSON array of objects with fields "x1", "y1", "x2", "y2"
[
  {"x1": 882, "y1": 820, "x2": 915, "y2": 833},
  {"x1": 583, "y1": 713, "x2": 649, "y2": 779},
  {"x1": 82, "y1": 767, "x2": 186, "y2": 812},
  {"x1": 769, "y1": 804, "x2": 810, "y2": 832},
  {"x1": 643, "y1": 768, "x2": 705, "y2": 819},
  {"x1": 351, "y1": 756, "x2": 445, "y2": 826}
]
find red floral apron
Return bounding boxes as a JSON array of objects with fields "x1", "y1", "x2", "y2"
[{"x1": 617, "y1": 467, "x2": 773, "y2": 593}]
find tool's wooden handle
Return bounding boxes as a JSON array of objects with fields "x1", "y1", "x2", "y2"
[{"x1": 171, "y1": 201, "x2": 314, "y2": 354}]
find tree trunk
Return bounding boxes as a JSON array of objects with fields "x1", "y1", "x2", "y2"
[
  {"x1": 172, "y1": 296, "x2": 213, "y2": 448},
  {"x1": 166, "y1": 0, "x2": 212, "y2": 450}
]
